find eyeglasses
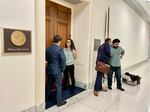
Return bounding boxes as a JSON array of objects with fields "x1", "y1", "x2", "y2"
[{"x1": 66, "y1": 41, "x2": 71, "y2": 43}]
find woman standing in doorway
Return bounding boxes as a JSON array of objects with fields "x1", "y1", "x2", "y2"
[{"x1": 63, "y1": 38, "x2": 77, "y2": 89}]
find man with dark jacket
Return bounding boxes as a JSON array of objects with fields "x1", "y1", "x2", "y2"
[
  {"x1": 94, "y1": 38, "x2": 111, "y2": 96},
  {"x1": 46, "y1": 35, "x2": 67, "y2": 106}
]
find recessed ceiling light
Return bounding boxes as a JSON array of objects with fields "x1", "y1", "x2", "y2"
[{"x1": 146, "y1": 0, "x2": 150, "y2": 2}]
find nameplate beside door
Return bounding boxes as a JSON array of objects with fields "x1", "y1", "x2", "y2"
[{"x1": 2, "y1": 28, "x2": 31, "y2": 53}]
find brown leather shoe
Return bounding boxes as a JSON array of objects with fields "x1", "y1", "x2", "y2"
[{"x1": 94, "y1": 91, "x2": 98, "y2": 96}]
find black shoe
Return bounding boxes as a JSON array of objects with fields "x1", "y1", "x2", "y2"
[
  {"x1": 63, "y1": 86, "x2": 68, "y2": 90},
  {"x1": 57, "y1": 101, "x2": 67, "y2": 107},
  {"x1": 45, "y1": 95, "x2": 51, "y2": 101},
  {"x1": 108, "y1": 87, "x2": 112, "y2": 90},
  {"x1": 117, "y1": 87, "x2": 125, "y2": 91}
]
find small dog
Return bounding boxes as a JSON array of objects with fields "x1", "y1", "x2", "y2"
[{"x1": 122, "y1": 72, "x2": 141, "y2": 85}]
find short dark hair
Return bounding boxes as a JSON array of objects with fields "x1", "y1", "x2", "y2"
[
  {"x1": 112, "y1": 38, "x2": 120, "y2": 43},
  {"x1": 105, "y1": 38, "x2": 111, "y2": 43},
  {"x1": 53, "y1": 35, "x2": 62, "y2": 43}
]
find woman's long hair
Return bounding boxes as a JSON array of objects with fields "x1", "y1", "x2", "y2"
[{"x1": 65, "y1": 38, "x2": 76, "y2": 51}]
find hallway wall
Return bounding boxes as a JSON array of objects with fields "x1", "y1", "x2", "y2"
[
  {"x1": 109, "y1": 0, "x2": 150, "y2": 68},
  {"x1": 73, "y1": 2, "x2": 91, "y2": 87},
  {"x1": 90, "y1": 0, "x2": 150, "y2": 86},
  {"x1": 0, "y1": 0, "x2": 35, "y2": 111}
]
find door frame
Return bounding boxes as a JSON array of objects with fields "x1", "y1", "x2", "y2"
[
  {"x1": 35, "y1": 0, "x2": 74, "y2": 110},
  {"x1": 35, "y1": 0, "x2": 45, "y2": 110}
]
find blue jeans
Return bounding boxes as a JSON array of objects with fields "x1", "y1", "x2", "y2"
[
  {"x1": 46, "y1": 74, "x2": 62, "y2": 103},
  {"x1": 94, "y1": 71, "x2": 104, "y2": 91},
  {"x1": 107, "y1": 66, "x2": 122, "y2": 88}
]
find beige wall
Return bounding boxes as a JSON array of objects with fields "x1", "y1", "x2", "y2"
[
  {"x1": 89, "y1": 0, "x2": 110, "y2": 87},
  {"x1": 109, "y1": 0, "x2": 150, "y2": 68},
  {"x1": 0, "y1": 0, "x2": 35, "y2": 112},
  {"x1": 73, "y1": 2, "x2": 91, "y2": 87}
]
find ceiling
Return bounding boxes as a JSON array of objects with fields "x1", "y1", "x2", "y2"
[
  {"x1": 136, "y1": 0, "x2": 150, "y2": 17},
  {"x1": 62, "y1": 0, "x2": 150, "y2": 24},
  {"x1": 124, "y1": 0, "x2": 150, "y2": 25},
  {"x1": 63, "y1": 0, "x2": 83, "y2": 4}
]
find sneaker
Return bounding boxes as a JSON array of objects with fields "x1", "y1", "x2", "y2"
[
  {"x1": 117, "y1": 87, "x2": 125, "y2": 91},
  {"x1": 57, "y1": 101, "x2": 67, "y2": 107},
  {"x1": 93, "y1": 91, "x2": 99, "y2": 96}
]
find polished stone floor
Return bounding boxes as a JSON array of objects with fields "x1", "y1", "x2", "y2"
[{"x1": 47, "y1": 61, "x2": 150, "y2": 112}]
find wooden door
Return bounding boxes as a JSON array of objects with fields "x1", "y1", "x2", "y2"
[
  {"x1": 46, "y1": 0, "x2": 71, "y2": 48},
  {"x1": 45, "y1": 0, "x2": 71, "y2": 90}
]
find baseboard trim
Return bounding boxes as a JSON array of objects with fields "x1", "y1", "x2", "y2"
[
  {"x1": 75, "y1": 81, "x2": 87, "y2": 89},
  {"x1": 21, "y1": 103, "x2": 45, "y2": 112},
  {"x1": 35, "y1": 103, "x2": 45, "y2": 112},
  {"x1": 122, "y1": 59, "x2": 149, "y2": 73},
  {"x1": 22, "y1": 106, "x2": 35, "y2": 112},
  {"x1": 75, "y1": 81, "x2": 96, "y2": 89}
]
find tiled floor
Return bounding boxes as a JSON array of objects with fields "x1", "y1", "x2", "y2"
[{"x1": 47, "y1": 61, "x2": 150, "y2": 112}]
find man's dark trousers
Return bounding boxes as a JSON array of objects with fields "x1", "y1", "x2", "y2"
[
  {"x1": 94, "y1": 71, "x2": 104, "y2": 91},
  {"x1": 46, "y1": 73, "x2": 62, "y2": 103},
  {"x1": 107, "y1": 66, "x2": 122, "y2": 88}
]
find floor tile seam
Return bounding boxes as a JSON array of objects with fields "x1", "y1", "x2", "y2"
[
  {"x1": 103, "y1": 97, "x2": 120, "y2": 112},
  {"x1": 79, "y1": 97, "x2": 119, "y2": 112},
  {"x1": 124, "y1": 90, "x2": 148, "y2": 100},
  {"x1": 79, "y1": 101, "x2": 103, "y2": 112},
  {"x1": 58, "y1": 90, "x2": 93, "y2": 112}
]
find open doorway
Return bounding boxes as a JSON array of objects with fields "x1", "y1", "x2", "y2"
[{"x1": 45, "y1": 0, "x2": 85, "y2": 109}]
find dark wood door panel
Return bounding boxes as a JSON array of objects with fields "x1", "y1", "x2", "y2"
[
  {"x1": 46, "y1": 1, "x2": 71, "y2": 48},
  {"x1": 46, "y1": 20, "x2": 52, "y2": 48},
  {"x1": 57, "y1": 22, "x2": 68, "y2": 48}
]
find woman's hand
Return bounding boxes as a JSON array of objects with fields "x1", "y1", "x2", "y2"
[{"x1": 72, "y1": 49, "x2": 77, "y2": 60}]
